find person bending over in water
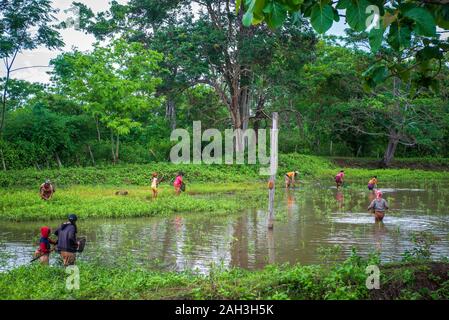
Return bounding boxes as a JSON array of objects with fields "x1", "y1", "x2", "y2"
[
  {"x1": 367, "y1": 176, "x2": 378, "y2": 192},
  {"x1": 368, "y1": 190, "x2": 389, "y2": 222},
  {"x1": 335, "y1": 170, "x2": 345, "y2": 189},
  {"x1": 40, "y1": 179, "x2": 55, "y2": 200},
  {"x1": 285, "y1": 171, "x2": 299, "y2": 189}
]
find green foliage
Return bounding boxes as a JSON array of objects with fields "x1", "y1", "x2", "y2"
[
  {"x1": 0, "y1": 184, "x2": 266, "y2": 221},
  {"x1": 402, "y1": 232, "x2": 437, "y2": 262},
  {"x1": 1, "y1": 254, "x2": 447, "y2": 300},
  {"x1": 241, "y1": 0, "x2": 449, "y2": 90}
]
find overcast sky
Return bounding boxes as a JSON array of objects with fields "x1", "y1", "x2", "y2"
[{"x1": 2, "y1": 0, "x2": 346, "y2": 84}]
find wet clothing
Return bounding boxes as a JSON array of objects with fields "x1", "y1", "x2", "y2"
[
  {"x1": 60, "y1": 251, "x2": 76, "y2": 267},
  {"x1": 54, "y1": 222, "x2": 78, "y2": 253},
  {"x1": 368, "y1": 198, "x2": 389, "y2": 212},
  {"x1": 374, "y1": 211, "x2": 385, "y2": 222},
  {"x1": 40, "y1": 183, "x2": 55, "y2": 200}
]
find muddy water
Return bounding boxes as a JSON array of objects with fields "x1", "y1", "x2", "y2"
[{"x1": 1, "y1": 181, "x2": 448, "y2": 273}]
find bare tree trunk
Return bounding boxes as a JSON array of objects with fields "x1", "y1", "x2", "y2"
[
  {"x1": 0, "y1": 69, "x2": 10, "y2": 137},
  {"x1": 165, "y1": 98, "x2": 176, "y2": 130},
  {"x1": 381, "y1": 133, "x2": 399, "y2": 168},
  {"x1": 55, "y1": 152, "x2": 63, "y2": 168},
  {"x1": 95, "y1": 116, "x2": 101, "y2": 142},
  {"x1": 115, "y1": 134, "x2": 120, "y2": 162},
  {"x1": 111, "y1": 130, "x2": 116, "y2": 164},
  {"x1": 267, "y1": 113, "x2": 278, "y2": 230},
  {"x1": 87, "y1": 144, "x2": 95, "y2": 166},
  {"x1": 0, "y1": 148, "x2": 6, "y2": 171},
  {"x1": 1, "y1": 51, "x2": 18, "y2": 137}
]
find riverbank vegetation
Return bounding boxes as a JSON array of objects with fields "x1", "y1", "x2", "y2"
[
  {"x1": 0, "y1": 184, "x2": 267, "y2": 221},
  {"x1": 1, "y1": 250, "x2": 447, "y2": 300},
  {"x1": 1, "y1": 154, "x2": 448, "y2": 189}
]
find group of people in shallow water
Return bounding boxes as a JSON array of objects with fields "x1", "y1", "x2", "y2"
[
  {"x1": 285, "y1": 170, "x2": 388, "y2": 223},
  {"x1": 333, "y1": 171, "x2": 388, "y2": 222},
  {"x1": 34, "y1": 172, "x2": 186, "y2": 266},
  {"x1": 34, "y1": 214, "x2": 80, "y2": 266},
  {"x1": 34, "y1": 169, "x2": 388, "y2": 266}
]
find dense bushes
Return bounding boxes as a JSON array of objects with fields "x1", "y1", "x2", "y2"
[{"x1": 1, "y1": 153, "x2": 449, "y2": 189}]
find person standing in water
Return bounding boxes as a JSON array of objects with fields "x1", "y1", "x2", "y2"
[
  {"x1": 54, "y1": 214, "x2": 80, "y2": 266},
  {"x1": 367, "y1": 176, "x2": 378, "y2": 192},
  {"x1": 335, "y1": 170, "x2": 345, "y2": 189},
  {"x1": 40, "y1": 179, "x2": 55, "y2": 200},
  {"x1": 368, "y1": 190, "x2": 389, "y2": 222},
  {"x1": 34, "y1": 226, "x2": 57, "y2": 265},
  {"x1": 174, "y1": 172, "x2": 184, "y2": 196},
  {"x1": 285, "y1": 171, "x2": 299, "y2": 189}
]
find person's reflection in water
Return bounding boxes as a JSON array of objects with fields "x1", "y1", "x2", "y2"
[
  {"x1": 287, "y1": 192, "x2": 295, "y2": 219},
  {"x1": 267, "y1": 229, "x2": 275, "y2": 265},
  {"x1": 335, "y1": 191, "x2": 344, "y2": 212},
  {"x1": 372, "y1": 221, "x2": 387, "y2": 252},
  {"x1": 368, "y1": 191, "x2": 376, "y2": 203},
  {"x1": 174, "y1": 216, "x2": 183, "y2": 232}
]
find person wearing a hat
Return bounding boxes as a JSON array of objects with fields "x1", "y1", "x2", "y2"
[
  {"x1": 54, "y1": 214, "x2": 80, "y2": 266},
  {"x1": 39, "y1": 179, "x2": 55, "y2": 200},
  {"x1": 368, "y1": 191, "x2": 389, "y2": 222},
  {"x1": 285, "y1": 171, "x2": 299, "y2": 189}
]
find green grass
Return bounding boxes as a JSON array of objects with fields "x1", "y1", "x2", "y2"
[
  {"x1": 0, "y1": 184, "x2": 267, "y2": 221},
  {"x1": 1, "y1": 252, "x2": 447, "y2": 300}
]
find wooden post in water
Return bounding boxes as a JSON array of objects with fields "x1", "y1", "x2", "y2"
[{"x1": 267, "y1": 112, "x2": 278, "y2": 229}]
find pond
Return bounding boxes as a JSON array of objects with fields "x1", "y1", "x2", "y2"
[{"x1": 1, "y1": 181, "x2": 449, "y2": 273}]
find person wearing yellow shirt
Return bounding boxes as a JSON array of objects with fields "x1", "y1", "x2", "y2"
[
  {"x1": 285, "y1": 171, "x2": 299, "y2": 189},
  {"x1": 368, "y1": 176, "x2": 378, "y2": 191}
]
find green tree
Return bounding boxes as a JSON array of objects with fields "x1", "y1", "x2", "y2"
[
  {"x1": 0, "y1": 0, "x2": 63, "y2": 135},
  {"x1": 241, "y1": 0, "x2": 449, "y2": 90},
  {"x1": 50, "y1": 39, "x2": 164, "y2": 163}
]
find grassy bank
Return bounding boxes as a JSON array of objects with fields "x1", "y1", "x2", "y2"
[
  {"x1": 1, "y1": 253, "x2": 448, "y2": 300},
  {"x1": 1, "y1": 154, "x2": 448, "y2": 189},
  {"x1": 331, "y1": 157, "x2": 449, "y2": 171},
  {"x1": 0, "y1": 184, "x2": 266, "y2": 221}
]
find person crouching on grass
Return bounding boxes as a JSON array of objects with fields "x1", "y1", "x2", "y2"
[
  {"x1": 368, "y1": 190, "x2": 389, "y2": 222},
  {"x1": 40, "y1": 179, "x2": 55, "y2": 200},
  {"x1": 54, "y1": 214, "x2": 80, "y2": 266},
  {"x1": 174, "y1": 172, "x2": 184, "y2": 196},
  {"x1": 34, "y1": 226, "x2": 57, "y2": 265},
  {"x1": 151, "y1": 172, "x2": 159, "y2": 199}
]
